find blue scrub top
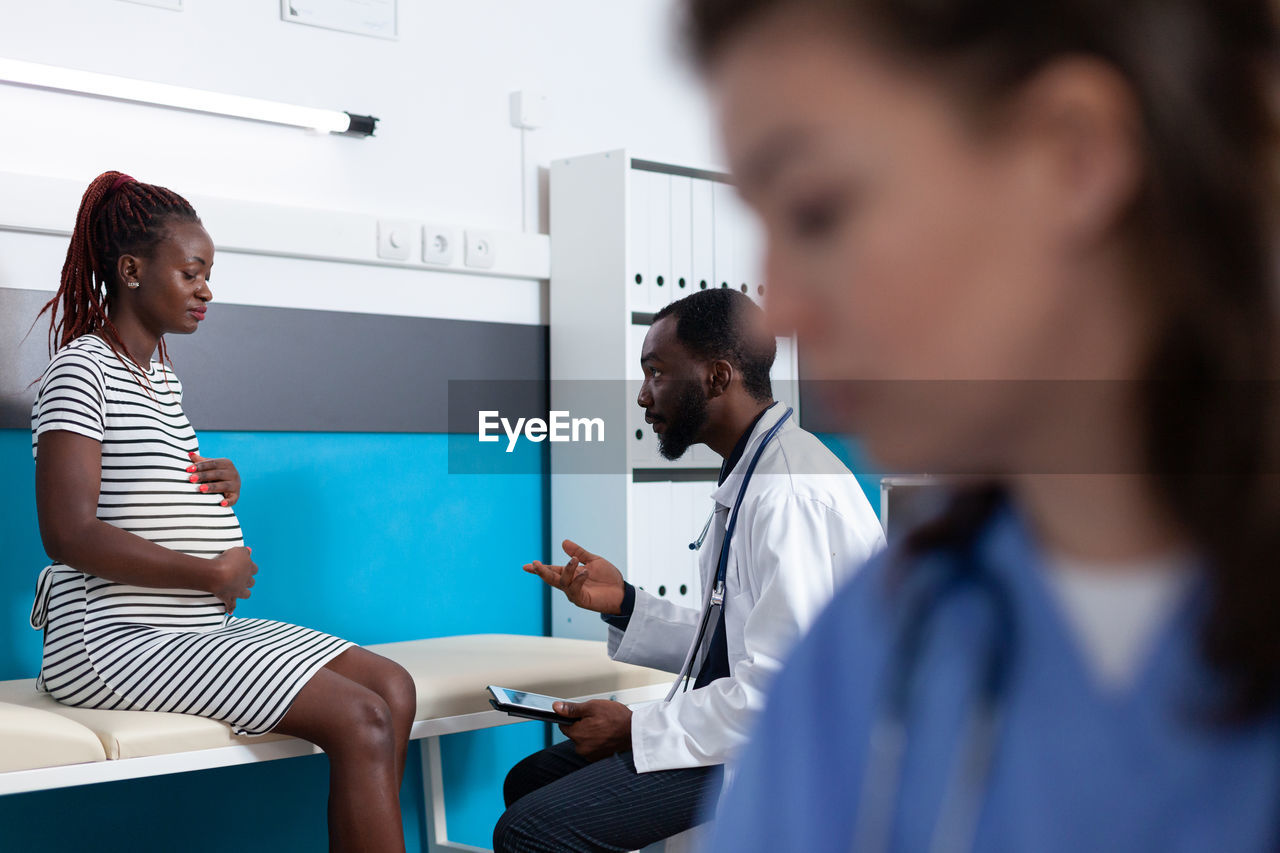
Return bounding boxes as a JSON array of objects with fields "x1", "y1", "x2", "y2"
[{"x1": 706, "y1": 504, "x2": 1280, "y2": 852}]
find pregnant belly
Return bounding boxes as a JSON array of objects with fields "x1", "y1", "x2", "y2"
[{"x1": 82, "y1": 575, "x2": 227, "y2": 634}]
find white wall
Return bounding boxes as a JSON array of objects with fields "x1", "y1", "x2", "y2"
[{"x1": 0, "y1": 0, "x2": 718, "y2": 237}]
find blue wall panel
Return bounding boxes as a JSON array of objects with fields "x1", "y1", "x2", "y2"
[
  {"x1": 0, "y1": 429, "x2": 549, "y2": 851},
  {"x1": 816, "y1": 432, "x2": 883, "y2": 515}
]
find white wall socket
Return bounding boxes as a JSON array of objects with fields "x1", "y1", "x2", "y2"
[
  {"x1": 465, "y1": 230, "x2": 497, "y2": 269},
  {"x1": 377, "y1": 220, "x2": 415, "y2": 261},
  {"x1": 422, "y1": 225, "x2": 458, "y2": 265}
]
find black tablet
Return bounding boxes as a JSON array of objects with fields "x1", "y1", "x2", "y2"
[{"x1": 487, "y1": 685, "x2": 578, "y2": 725}]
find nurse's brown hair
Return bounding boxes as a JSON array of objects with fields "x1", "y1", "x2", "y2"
[{"x1": 685, "y1": 0, "x2": 1280, "y2": 721}]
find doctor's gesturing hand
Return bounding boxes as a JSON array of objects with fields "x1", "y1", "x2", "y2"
[
  {"x1": 522, "y1": 538, "x2": 635, "y2": 760},
  {"x1": 523, "y1": 539, "x2": 625, "y2": 616}
]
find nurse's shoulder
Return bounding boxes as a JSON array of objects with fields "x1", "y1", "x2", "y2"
[{"x1": 709, "y1": 547, "x2": 900, "y2": 852}]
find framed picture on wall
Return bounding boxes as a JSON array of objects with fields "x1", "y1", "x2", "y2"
[{"x1": 281, "y1": 0, "x2": 398, "y2": 40}]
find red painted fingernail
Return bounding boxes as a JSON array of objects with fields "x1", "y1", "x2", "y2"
[
  {"x1": 188, "y1": 451, "x2": 197, "y2": 458},
  {"x1": 220, "y1": 500, "x2": 229, "y2": 507},
  {"x1": 186, "y1": 465, "x2": 195, "y2": 473},
  {"x1": 189, "y1": 475, "x2": 199, "y2": 483},
  {"x1": 199, "y1": 484, "x2": 209, "y2": 492}
]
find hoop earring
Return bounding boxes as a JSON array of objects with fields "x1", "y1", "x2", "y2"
[{"x1": 126, "y1": 281, "x2": 140, "y2": 289}]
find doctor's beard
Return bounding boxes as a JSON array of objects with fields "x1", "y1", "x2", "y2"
[{"x1": 658, "y1": 381, "x2": 709, "y2": 461}]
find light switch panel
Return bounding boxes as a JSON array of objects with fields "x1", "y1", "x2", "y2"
[{"x1": 377, "y1": 220, "x2": 414, "y2": 261}]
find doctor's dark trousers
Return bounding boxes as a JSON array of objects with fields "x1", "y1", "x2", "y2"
[{"x1": 493, "y1": 739, "x2": 725, "y2": 852}]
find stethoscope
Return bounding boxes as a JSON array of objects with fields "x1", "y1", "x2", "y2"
[
  {"x1": 851, "y1": 544, "x2": 1018, "y2": 853},
  {"x1": 665, "y1": 405, "x2": 794, "y2": 701}
]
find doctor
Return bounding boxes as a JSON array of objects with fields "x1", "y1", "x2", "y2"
[{"x1": 493, "y1": 289, "x2": 884, "y2": 853}]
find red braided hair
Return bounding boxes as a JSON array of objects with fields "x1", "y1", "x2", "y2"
[{"x1": 37, "y1": 171, "x2": 201, "y2": 374}]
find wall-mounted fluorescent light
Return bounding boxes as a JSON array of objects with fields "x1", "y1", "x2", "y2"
[{"x1": 0, "y1": 57, "x2": 378, "y2": 137}]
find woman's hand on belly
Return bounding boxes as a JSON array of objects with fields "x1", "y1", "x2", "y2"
[
  {"x1": 37, "y1": 429, "x2": 242, "y2": 592},
  {"x1": 210, "y1": 546, "x2": 258, "y2": 613},
  {"x1": 187, "y1": 451, "x2": 241, "y2": 507}
]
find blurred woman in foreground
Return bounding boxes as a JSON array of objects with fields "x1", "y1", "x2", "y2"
[{"x1": 686, "y1": 0, "x2": 1280, "y2": 849}]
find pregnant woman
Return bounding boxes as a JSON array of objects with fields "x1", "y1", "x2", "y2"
[{"x1": 29, "y1": 172, "x2": 416, "y2": 853}]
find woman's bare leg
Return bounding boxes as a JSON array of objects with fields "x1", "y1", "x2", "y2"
[
  {"x1": 276, "y1": 667, "x2": 406, "y2": 853},
  {"x1": 323, "y1": 647, "x2": 417, "y2": 781}
]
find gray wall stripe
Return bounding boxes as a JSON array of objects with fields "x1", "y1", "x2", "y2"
[{"x1": 1, "y1": 288, "x2": 548, "y2": 433}]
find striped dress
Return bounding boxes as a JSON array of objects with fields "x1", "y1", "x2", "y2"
[{"x1": 28, "y1": 334, "x2": 352, "y2": 735}]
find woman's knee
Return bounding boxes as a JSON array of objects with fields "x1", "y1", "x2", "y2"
[
  {"x1": 339, "y1": 650, "x2": 416, "y2": 729},
  {"x1": 279, "y1": 668, "x2": 399, "y2": 759},
  {"x1": 325, "y1": 689, "x2": 397, "y2": 756},
  {"x1": 378, "y1": 659, "x2": 417, "y2": 726}
]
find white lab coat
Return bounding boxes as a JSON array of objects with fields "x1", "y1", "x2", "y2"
[{"x1": 607, "y1": 405, "x2": 885, "y2": 773}]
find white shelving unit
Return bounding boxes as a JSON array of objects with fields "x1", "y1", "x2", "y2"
[{"x1": 548, "y1": 150, "x2": 800, "y2": 640}]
